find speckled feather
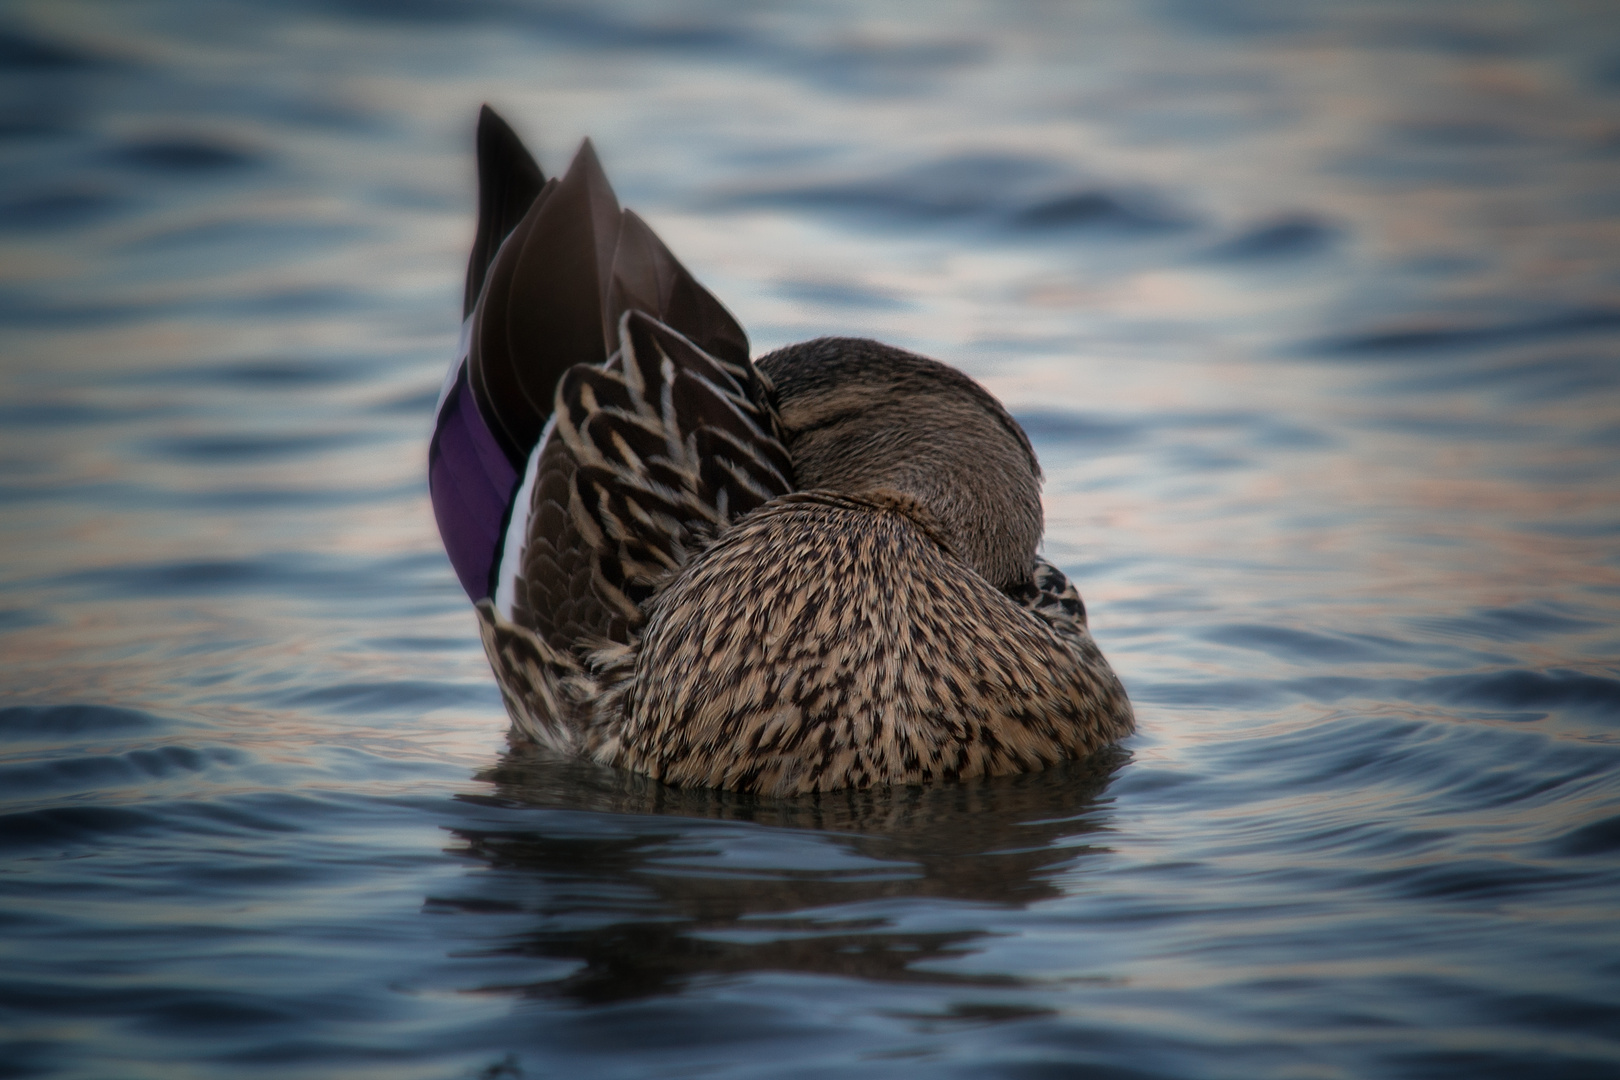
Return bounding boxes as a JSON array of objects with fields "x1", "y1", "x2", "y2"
[
  {"x1": 450, "y1": 108, "x2": 1133, "y2": 794},
  {"x1": 476, "y1": 486, "x2": 1131, "y2": 795},
  {"x1": 596, "y1": 491, "x2": 1133, "y2": 794},
  {"x1": 475, "y1": 330, "x2": 1136, "y2": 793}
]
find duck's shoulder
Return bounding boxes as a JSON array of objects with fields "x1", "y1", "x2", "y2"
[{"x1": 600, "y1": 490, "x2": 1132, "y2": 795}]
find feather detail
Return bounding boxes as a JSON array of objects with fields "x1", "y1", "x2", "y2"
[
  {"x1": 439, "y1": 108, "x2": 1136, "y2": 794},
  {"x1": 550, "y1": 310, "x2": 794, "y2": 634},
  {"x1": 466, "y1": 138, "x2": 754, "y2": 475},
  {"x1": 468, "y1": 147, "x2": 609, "y2": 470},
  {"x1": 427, "y1": 364, "x2": 520, "y2": 601},
  {"x1": 604, "y1": 210, "x2": 750, "y2": 368},
  {"x1": 441, "y1": 107, "x2": 757, "y2": 618},
  {"x1": 464, "y1": 106, "x2": 546, "y2": 319},
  {"x1": 590, "y1": 491, "x2": 1133, "y2": 796},
  {"x1": 1008, "y1": 555, "x2": 1091, "y2": 633},
  {"x1": 474, "y1": 598, "x2": 587, "y2": 753}
]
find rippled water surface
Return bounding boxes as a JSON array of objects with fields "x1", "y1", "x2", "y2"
[{"x1": 3, "y1": 1, "x2": 1620, "y2": 1076}]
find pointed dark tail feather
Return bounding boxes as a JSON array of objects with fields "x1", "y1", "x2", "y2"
[
  {"x1": 468, "y1": 139, "x2": 620, "y2": 470},
  {"x1": 431, "y1": 107, "x2": 754, "y2": 602},
  {"x1": 607, "y1": 210, "x2": 750, "y2": 369},
  {"x1": 466, "y1": 138, "x2": 753, "y2": 472},
  {"x1": 464, "y1": 106, "x2": 547, "y2": 319}
]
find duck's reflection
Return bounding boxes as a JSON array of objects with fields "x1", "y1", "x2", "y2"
[{"x1": 436, "y1": 744, "x2": 1127, "y2": 1004}]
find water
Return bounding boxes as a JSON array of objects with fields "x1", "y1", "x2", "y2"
[{"x1": 2, "y1": 1, "x2": 1619, "y2": 1076}]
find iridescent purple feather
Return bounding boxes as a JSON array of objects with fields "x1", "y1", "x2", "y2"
[{"x1": 428, "y1": 365, "x2": 519, "y2": 600}]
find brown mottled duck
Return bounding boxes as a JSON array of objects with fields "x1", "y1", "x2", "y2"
[{"x1": 428, "y1": 107, "x2": 1133, "y2": 796}]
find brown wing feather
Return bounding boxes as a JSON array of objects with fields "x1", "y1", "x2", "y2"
[
  {"x1": 468, "y1": 135, "x2": 755, "y2": 473},
  {"x1": 467, "y1": 179, "x2": 554, "y2": 466},
  {"x1": 510, "y1": 435, "x2": 621, "y2": 653},
  {"x1": 542, "y1": 312, "x2": 793, "y2": 648}
]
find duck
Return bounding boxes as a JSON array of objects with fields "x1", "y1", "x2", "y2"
[{"x1": 429, "y1": 106, "x2": 1133, "y2": 796}]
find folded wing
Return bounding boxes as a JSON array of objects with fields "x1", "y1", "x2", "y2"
[
  {"x1": 429, "y1": 106, "x2": 784, "y2": 657},
  {"x1": 547, "y1": 311, "x2": 793, "y2": 642}
]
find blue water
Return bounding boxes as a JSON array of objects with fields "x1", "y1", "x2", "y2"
[{"x1": 3, "y1": 1, "x2": 1619, "y2": 1077}]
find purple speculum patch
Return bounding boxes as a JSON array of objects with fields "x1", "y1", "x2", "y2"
[{"x1": 428, "y1": 361, "x2": 520, "y2": 601}]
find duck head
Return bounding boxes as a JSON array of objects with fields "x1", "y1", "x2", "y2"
[{"x1": 758, "y1": 337, "x2": 1044, "y2": 591}]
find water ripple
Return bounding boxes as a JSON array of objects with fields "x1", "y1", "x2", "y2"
[{"x1": 2, "y1": 1, "x2": 1618, "y2": 1077}]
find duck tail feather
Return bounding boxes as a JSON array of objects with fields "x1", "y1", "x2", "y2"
[
  {"x1": 464, "y1": 106, "x2": 547, "y2": 319},
  {"x1": 469, "y1": 140, "x2": 621, "y2": 470},
  {"x1": 606, "y1": 209, "x2": 751, "y2": 369}
]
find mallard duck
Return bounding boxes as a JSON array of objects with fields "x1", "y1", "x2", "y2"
[{"x1": 429, "y1": 107, "x2": 1133, "y2": 796}]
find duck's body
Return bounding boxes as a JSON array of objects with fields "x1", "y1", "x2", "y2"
[{"x1": 431, "y1": 108, "x2": 1132, "y2": 795}]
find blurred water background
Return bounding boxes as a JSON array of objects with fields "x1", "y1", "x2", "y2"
[{"x1": 2, "y1": 1, "x2": 1619, "y2": 1077}]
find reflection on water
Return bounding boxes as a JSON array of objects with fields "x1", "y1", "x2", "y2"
[
  {"x1": 445, "y1": 749, "x2": 1124, "y2": 1005},
  {"x1": 2, "y1": 0, "x2": 1619, "y2": 1077}
]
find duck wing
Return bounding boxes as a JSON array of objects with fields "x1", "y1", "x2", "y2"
[
  {"x1": 428, "y1": 108, "x2": 550, "y2": 604},
  {"x1": 545, "y1": 310, "x2": 793, "y2": 640},
  {"x1": 430, "y1": 106, "x2": 779, "y2": 657}
]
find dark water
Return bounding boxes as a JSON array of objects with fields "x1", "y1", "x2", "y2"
[{"x1": 3, "y1": 1, "x2": 1619, "y2": 1076}]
